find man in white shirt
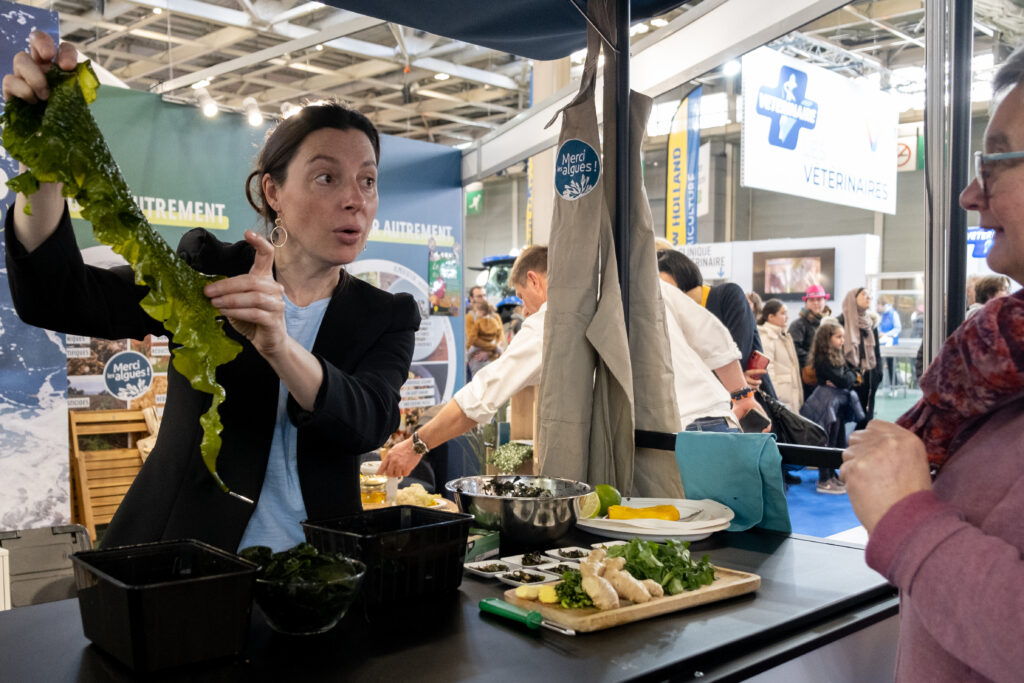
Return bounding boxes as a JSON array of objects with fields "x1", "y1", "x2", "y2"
[
  {"x1": 379, "y1": 245, "x2": 763, "y2": 478},
  {"x1": 660, "y1": 280, "x2": 744, "y2": 430}
]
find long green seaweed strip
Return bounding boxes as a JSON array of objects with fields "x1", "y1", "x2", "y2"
[{"x1": 2, "y1": 63, "x2": 245, "y2": 498}]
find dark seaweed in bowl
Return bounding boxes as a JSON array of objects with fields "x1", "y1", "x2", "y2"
[{"x1": 241, "y1": 543, "x2": 365, "y2": 636}]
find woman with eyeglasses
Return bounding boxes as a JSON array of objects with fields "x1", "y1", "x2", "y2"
[{"x1": 841, "y1": 45, "x2": 1024, "y2": 682}]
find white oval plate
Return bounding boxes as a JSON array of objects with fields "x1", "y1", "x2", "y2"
[{"x1": 576, "y1": 498, "x2": 734, "y2": 542}]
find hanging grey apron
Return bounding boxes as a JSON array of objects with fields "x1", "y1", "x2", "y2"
[
  {"x1": 536, "y1": 1, "x2": 635, "y2": 492},
  {"x1": 617, "y1": 71, "x2": 686, "y2": 499}
]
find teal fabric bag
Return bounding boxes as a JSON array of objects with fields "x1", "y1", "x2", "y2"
[{"x1": 674, "y1": 432, "x2": 792, "y2": 533}]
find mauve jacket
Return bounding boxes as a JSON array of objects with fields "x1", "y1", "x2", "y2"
[
  {"x1": 5, "y1": 207, "x2": 420, "y2": 552},
  {"x1": 866, "y1": 398, "x2": 1024, "y2": 682}
]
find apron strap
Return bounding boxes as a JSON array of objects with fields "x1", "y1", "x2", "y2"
[{"x1": 545, "y1": 0, "x2": 603, "y2": 129}]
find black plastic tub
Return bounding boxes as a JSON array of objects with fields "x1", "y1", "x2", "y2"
[
  {"x1": 303, "y1": 506, "x2": 473, "y2": 604},
  {"x1": 70, "y1": 539, "x2": 257, "y2": 672}
]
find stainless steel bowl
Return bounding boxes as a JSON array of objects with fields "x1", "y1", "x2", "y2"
[{"x1": 445, "y1": 475, "x2": 592, "y2": 546}]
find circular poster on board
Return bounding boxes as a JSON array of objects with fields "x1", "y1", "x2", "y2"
[
  {"x1": 345, "y1": 259, "x2": 457, "y2": 406},
  {"x1": 103, "y1": 350, "x2": 153, "y2": 400}
]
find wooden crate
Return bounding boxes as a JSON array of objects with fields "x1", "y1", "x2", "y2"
[{"x1": 68, "y1": 410, "x2": 151, "y2": 542}]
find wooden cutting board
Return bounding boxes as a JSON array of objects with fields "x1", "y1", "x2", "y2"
[{"x1": 503, "y1": 566, "x2": 760, "y2": 633}]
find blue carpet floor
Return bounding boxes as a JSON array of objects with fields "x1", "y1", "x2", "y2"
[{"x1": 785, "y1": 388, "x2": 921, "y2": 538}]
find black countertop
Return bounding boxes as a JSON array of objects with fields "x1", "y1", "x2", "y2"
[{"x1": 0, "y1": 529, "x2": 897, "y2": 682}]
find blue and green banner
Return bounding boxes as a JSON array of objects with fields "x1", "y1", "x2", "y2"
[{"x1": 0, "y1": 0, "x2": 68, "y2": 529}]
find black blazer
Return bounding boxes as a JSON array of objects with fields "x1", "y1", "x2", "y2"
[{"x1": 6, "y1": 208, "x2": 420, "y2": 551}]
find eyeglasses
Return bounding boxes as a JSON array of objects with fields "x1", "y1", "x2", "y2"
[{"x1": 974, "y1": 150, "x2": 1024, "y2": 197}]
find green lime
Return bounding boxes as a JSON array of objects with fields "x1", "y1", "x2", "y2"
[
  {"x1": 577, "y1": 492, "x2": 601, "y2": 519},
  {"x1": 594, "y1": 484, "x2": 621, "y2": 517}
]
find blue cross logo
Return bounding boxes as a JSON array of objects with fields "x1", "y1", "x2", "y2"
[
  {"x1": 967, "y1": 228, "x2": 994, "y2": 257},
  {"x1": 756, "y1": 66, "x2": 819, "y2": 150}
]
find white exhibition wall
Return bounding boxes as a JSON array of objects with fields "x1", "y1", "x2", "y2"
[{"x1": 683, "y1": 233, "x2": 881, "y2": 320}]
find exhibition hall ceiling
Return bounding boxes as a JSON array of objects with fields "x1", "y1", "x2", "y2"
[{"x1": 17, "y1": 0, "x2": 1024, "y2": 145}]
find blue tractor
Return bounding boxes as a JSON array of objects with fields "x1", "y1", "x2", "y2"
[{"x1": 473, "y1": 253, "x2": 523, "y2": 324}]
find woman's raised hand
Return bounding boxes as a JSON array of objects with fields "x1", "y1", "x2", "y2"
[
  {"x1": 205, "y1": 230, "x2": 288, "y2": 358},
  {"x1": 2, "y1": 31, "x2": 78, "y2": 103},
  {"x1": 4, "y1": 32, "x2": 82, "y2": 252},
  {"x1": 840, "y1": 421, "x2": 932, "y2": 534}
]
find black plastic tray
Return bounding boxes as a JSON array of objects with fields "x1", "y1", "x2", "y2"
[
  {"x1": 303, "y1": 506, "x2": 473, "y2": 604},
  {"x1": 70, "y1": 539, "x2": 257, "y2": 672}
]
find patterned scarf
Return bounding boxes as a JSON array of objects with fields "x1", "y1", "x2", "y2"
[
  {"x1": 897, "y1": 290, "x2": 1024, "y2": 471},
  {"x1": 842, "y1": 289, "x2": 877, "y2": 371},
  {"x1": 801, "y1": 308, "x2": 823, "y2": 325}
]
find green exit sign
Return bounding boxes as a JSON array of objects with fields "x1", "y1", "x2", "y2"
[{"x1": 466, "y1": 188, "x2": 483, "y2": 215}]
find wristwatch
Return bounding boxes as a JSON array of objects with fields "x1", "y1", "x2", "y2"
[
  {"x1": 730, "y1": 386, "x2": 755, "y2": 401},
  {"x1": 411, "y1": 431, "x2": 430, "y2": 456}
]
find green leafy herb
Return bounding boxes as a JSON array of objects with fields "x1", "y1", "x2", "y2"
[
  {"x1": 1, "y1": 63, "x2": 243, "y2": 496},
  {"x1": 487, "y1": 441, "x2": 533, "y2": 474},
  {"x1": 554, "y1": 569, "x2": 594, "y2": 609},
  {"x1": 605, "y1": 539, "x2": 715, "y2": 595}
]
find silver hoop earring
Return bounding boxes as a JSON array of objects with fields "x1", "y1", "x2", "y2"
[{"x1": 270, "y1": 216, "x2": 288, "y2": 248}]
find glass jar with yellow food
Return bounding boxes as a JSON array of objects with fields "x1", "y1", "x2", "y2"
[{"x1": 359, "y1": 474, "x2": 388, "y2": 505}]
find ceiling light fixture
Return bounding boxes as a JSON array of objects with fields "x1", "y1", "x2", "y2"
[
  {"x1": 191, "y1": 78, "x2": 211, "y2": 90},
  {"x1": 242, "y1": 97, "x2": 263, "y2": 127},
  {"x1": 315, "y1": 44, "x2": 324, "y2": 51},
  {"x1": 723, "y1": 60, "x2": 741, "y2": 77},
  {"x1": 650, "y1": 18, "x2": 668, "y2": 28},
  {"x1": 280, "y1": 102, "x2": 300, "y2": 119},
  {"x1": 152, "y1": 6, "x2": 163, "y2": 14},
  {"x1": 434, "y1": 72, "x2": 451, "y2": 81},
  {"x1": 196, "y1": 88, "x2": 218, "y2": 118}
]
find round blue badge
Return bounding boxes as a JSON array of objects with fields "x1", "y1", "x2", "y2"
[
  {"x1": 554, "y1": 138, "x2": 601, "y2": 201},
  {"x1": 103, "y1": 350, "x2": 153, "y2": 400}
]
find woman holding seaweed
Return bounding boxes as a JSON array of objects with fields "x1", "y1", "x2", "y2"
[{"x1": 3, "y1": 33, "x2": 419, "y2": 552}]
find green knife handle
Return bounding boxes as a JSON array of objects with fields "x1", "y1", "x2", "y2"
[{"x1": 479, "y1": 598, "x2": 542, "y2": 629}]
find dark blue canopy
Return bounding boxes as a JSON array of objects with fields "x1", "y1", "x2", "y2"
[{"x1": 320, "y1": 0, "x2": 689, "y2": 60}]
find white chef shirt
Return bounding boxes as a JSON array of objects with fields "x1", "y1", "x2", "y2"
[
  {"x1": 659, "y1": 280, "x2": 740, "y2": 429},
  {"x1": 454, "y1": 303, "x2": 545, "y2": 423}
]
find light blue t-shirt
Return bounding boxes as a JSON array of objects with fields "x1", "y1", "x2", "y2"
[{"x1": 237, "y1": 294, "x2": 330, "y2": 553}]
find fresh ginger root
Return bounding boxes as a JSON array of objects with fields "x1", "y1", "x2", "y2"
[
  {"x1": 603, "y1": 556, "x2": 652, "y2": 603},
  {"x1": 580, "y1": 548, "x2": 607, "y2": 578},
  {"x1": 641, "y1": 578, "x2": 665, "y2": 598},
  {"x1": 580, "y1": 548, "x2": 619, "y2": 609},
  {"x1": 581, "y1": 574, "x2": 620, "y2": 610}
]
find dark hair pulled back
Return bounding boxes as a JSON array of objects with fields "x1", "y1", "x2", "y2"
[
  {"x1": 757, "y1": 298, "x2": 786, "y2": 325},
  {"x1": 656, "y1": 249, "x2": 703, "y2": 292},
  {"x1": 244, "y1": 101, "x2": 380, "y2": 229}
]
